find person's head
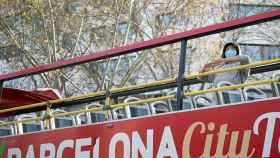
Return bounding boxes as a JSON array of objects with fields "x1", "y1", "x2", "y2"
[{"x1": 222, "y1": 43, "x2": 240, "y2": 58}]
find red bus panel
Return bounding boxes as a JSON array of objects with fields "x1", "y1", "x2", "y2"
[{"x1": 0, "y1": 98, "x2": 279, "y2": 157}]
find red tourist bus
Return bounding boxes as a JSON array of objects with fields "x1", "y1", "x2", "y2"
[{"x1": 0, "y1": 9, "x2": 279, "y2": 158}]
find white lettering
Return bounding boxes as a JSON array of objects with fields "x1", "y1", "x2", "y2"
[
  {"x1": 56, "y1": 139, "x2": 74, "y2": 158},
  {"x1": 109, "y1": 132, "x2": 130, "y2": 158},
  {"x1": 40, "y1": 143, "x2": 55, "y2": 158},
  {"x1": 8, "y1": 148, "x2": 21, "y2": 158},
  {"x1": 157, "y1": 126, "x2": 178, "y2": 158},
  {"x1": 253, "y1": 112, "x2": 280, "y2": 157},
  {"x1": 75, "y1": 138, "x2": 91, "y2": 158},
  {"x1": 26, "y1": 145, "x2": 35, "y2": 158},
  {"x1": 93, "y1": 138, "x2": 100, "y2": 158},
  {"x1": 132, "y1": 129, "x2": 153, "y2": 158}
]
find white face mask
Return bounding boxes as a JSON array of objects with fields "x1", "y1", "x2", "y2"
[{"x1": 225, "y1": 48, "x2": 237, "y2": 58}]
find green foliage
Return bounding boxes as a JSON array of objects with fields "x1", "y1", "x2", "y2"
[{"x1": 0, "y1": 141, "x2": 7, "y2": 157}]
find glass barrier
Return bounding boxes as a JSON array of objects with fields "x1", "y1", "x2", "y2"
[
  {"x1": 218, "y1": 81, "x2": 243, "y2": 104},
  {"x1": 0, "y1": 127, "x2": 11, "y2": 136},
  {"x1": 194, "y1": 96, "x2": 215, "y2": 108},
  {"x1": 76, "y1": 113, "x2": 87, "y2": 125},
  {"x1": 16, "y1": 114, "x2": 42, "y2": 134},
  {"x1": 53, "y1": 109, "x2": 75, "y2": 128},
  {"x1": 124, "y1": 97, "x2": 151, "y2": 118},
  {"x1": 55, "y1": 118, "x2": 74, "y2": 128},
  {"x1": 0, "y1": 121, "x2": 13, "y2": 136},
  {"x1": 274, "y1": 82, "x2": 280, "y2": 96},
  {"x1": 90, "y1": 112, "x2": 106, "y2": 123},
  {"x1": 22, "y1": 123, "x2": 41, "y2": 133},
  {"x1": 114, "y1": 108, "x2": 127, "y2": 119},
  {"x1": 151, "y1": 101, "x2": 170, "y2": 114},
  {"x1": 272, "y1": 73, "x2": 280, "y2": 96},
  {"x1": 221, "y1": 90, "x2": 243, "y2": 104},
  {"x1": 182, "y1": 97, "x2": 194, "y2": 109},
  {"x1": 244, "y1": 87, "x2": 267, "y2": 101},
  {"x1": 129, "y1": 106, "x2": 149, "y2": 117}
]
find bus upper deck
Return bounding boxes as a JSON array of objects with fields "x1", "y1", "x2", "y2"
[{"x1": 0, "y1": 9, "x2": 280, "y2": 137}]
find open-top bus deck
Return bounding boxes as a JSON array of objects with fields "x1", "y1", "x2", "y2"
[{"x1": 0, "y1": 8, "x2": 279, "y2": 158}]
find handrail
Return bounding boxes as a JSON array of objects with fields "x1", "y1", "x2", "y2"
[
  {"x1": 0, "y1": 79, "x2": 277, "y2": 127},
  {"x1": 0, "y1": 58, "x2": 279, "y2": 115},
  {"x1": 186, "y1": 58, "x2": 280, "y2": 79},
  {"x1": 0, "y1": 9, "x2": 279, "y2": 82}
]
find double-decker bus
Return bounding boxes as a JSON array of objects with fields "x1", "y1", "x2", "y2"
[{"x1": 0, "y1": 8, "x2": 280, "y2": 158}]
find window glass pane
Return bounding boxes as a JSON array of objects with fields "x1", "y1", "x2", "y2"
[
  {"x1": 130, "y1": 106, "x2": 149, "y2": 117},
  {"x1": 115, "y1": 109, "x2": 126, "y2": 119},
  {"x1": 276, "y1": 83, "x2": 280, "y2": 94},
  {"x1": 78, "y1": 115, "x2": 87, "y2": 124},
  {"x1": 90, "y1": 113, "x2": 106, "y2": 123},
  {"x1": 169, "y1": 100, "x2": 177, "y2": 109},
  {"x1": 246, "y1": 89, "x2": 266, "y2": 101},
  {"x1": 0, "y1": 128, "x2": 11, "y2": 136},
  {"x1": 182, "y1": 100, "x2": 193, "y2": 109},
  {"x1": 195, "y1": 97, "x2": 214, "y2": 108},
  {"x1": 168, "y1": 99, "x2": 193, "y2": 110},
  {"x1": 222, "y1": 90, "x2": 242, "y2": 104},
  {"x1": 80, "y1": 120, "x2": 87, "y2": 124},
  {"x1": 23, "y1": 124, "x2": 41, "y2": 133},
  {"x1": 154, "y1": 104, "x2": 169, "y2": 113},
  {"x1": 55, "y1": 118, "x2": 73, "y2": 128}
]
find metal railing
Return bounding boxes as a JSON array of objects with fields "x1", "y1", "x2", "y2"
[
  {"x1": 0, "y1": 72, "x2": 279, "y2": 128},
  {"x1": 0, "y1": 58, "x2": 279, "y2": 115},
  {"x1": 0, "y1": 9, "x2": 280, "y2": 135}
]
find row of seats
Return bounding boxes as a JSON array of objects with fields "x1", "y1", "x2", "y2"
[{"x1": 0, "y1": 79, "x2": 279, "y2": 136}]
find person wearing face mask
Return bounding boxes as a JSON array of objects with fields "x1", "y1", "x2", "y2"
[{"x1": 199, "y1": 43, "x2": 250, "y2": 85}]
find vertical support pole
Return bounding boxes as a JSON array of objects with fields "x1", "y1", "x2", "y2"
[
  {"x1": 176, "y1": 39, "x2": 187, "y2": 110},
  {"x1": 271, "y1": 83, "x2": 279, "y2": 97},
  {"x1": 105, "y1": 90, "x2": 114, "y2": 128}
]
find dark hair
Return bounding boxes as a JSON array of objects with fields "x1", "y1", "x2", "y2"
[{"x1": 221, "y1": 42, "x2": 240, "y2": 58}]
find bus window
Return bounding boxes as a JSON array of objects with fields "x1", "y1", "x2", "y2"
[
  {"x1": 244, "y1": 87, "x2": 267, "y2": 101},
  {"x1": 221, "y1": 90, "x2": 243, "y2": 104},
  {"x1": 130, "y1": 106, "x2": 149, "y2": 117},
  {"x1": 124, "y1": 97, "x2": 151, "y2": 118},
  {"x1": 0, "y1": 121, "x2": 12, "y2": 136},
  {"x1": 90, "y1": 112, "x2": 106, "y2": 123},
  {"x1": 16, "y1": 114, "x2": 42, "y2": 133},
  {"x1": 87, "y1": 104, "x2": 107, "y2": 123},
  {"x1": 182, "y1": 97, "x2": 194, "y2": 109},
  {"x1": 272, "y1": 73, "x2": 280, "y2": 96},
  {"x1": 55, "y1": 117, "x2": 74, "y2": 128},
  {"x1": 76, "y1": 113, "x2": 87, "y2": 125},
  {"x1": 166, "y1": 90, "x2": 175, "y2": 109},
  {"x1": 22, "y1": 123, "x2": 41, "y2": 133},
  {"x1": 0, "y1": 127, "x2": 11, "y2": 136},
  {"x1": 275, "y1": 82, "x2": 280, "y2": 96},
  {"x1": 151, "y1": 101, "x2": 170, "y2": 114},
  {"x1": 218, "y1": 81, "x2": 243, "y2": 104},
  {"x1": 53, "y1": 109, "x2": 75, "y2": 128},
  {"x1": 166, "y1": 90, "x2": 191, "y2": 111},
  {"x1": 0, "y1": 121, "x2": 14, "y2": 136},
  {"x1": 114, "y1": 108, "x2": 127, "y2": 119},
  {"x1": 194, "y1": 96, "x2": 214, "y2": 108}
]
